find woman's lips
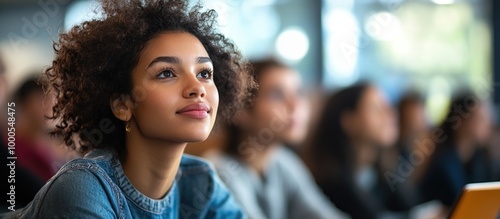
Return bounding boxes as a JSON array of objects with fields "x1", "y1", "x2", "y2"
[
  {"x1": 176, "y1": 103, "x2": 210, "y2": 119},
  {"x1": 178, "y1": 110, "x2": 209, "y2": 119}
]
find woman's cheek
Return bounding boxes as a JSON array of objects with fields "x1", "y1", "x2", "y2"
[{"x1": 207, "y1": 85, "x2": 219, "y2": 110}]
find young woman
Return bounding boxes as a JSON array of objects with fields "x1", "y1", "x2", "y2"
[
  {"x1": 210, "y1": 59, "x2": 348, "y2": 219},
  {"x1": 0, "y1": 55, "x2": 46, "y2": 212},
  {"x1": 10, "y1": 76, "x2": 57, "y2": 182},
  {"x1": 307, "y1": 83, "x2": 417, "y2": 219},
  {"x1": 4, "y1": 0, "x2": 253, "y2": 218},
  {"x1": 420, "y1": 92, "x2": 494, "y2": 208},
  {"x1": 396, "y1": 92, "x2": 429, "y2": 158}
]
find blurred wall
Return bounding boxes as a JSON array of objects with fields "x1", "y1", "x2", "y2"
[{"x1": 0, "y1": 1, "x2": 70, "y2": 92}]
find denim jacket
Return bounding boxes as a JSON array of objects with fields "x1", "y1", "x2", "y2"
[{"x1": 3, "y1": 149, "x2": 245, "y2": 219}]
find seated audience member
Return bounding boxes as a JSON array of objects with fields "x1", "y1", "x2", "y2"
[
  {"x1": 380, "y1": 91, "x2": 430, "y2": 205},
  {"x1": 396, "y1": 91, "x2": 429, "y2": 161},
  {"x1": 420, "y1": 91, "x2": 494, "y2": 208},
  {"x1": 10, "y1": 75, "x2": 58, "y2": 181},
  {"x1": 210, "y1": 59, "x2": 348, "y2": 219},
  {"x1": 308, "y1": 83, "x2": 417, "y2": 219},
  {"x1": 0, "y1": 57, "x2": 45, "y2": 211}
]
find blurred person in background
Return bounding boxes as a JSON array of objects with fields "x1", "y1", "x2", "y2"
[
  {"x1": 0, "y1": 56, "x2": 45, "y2": 212},
  {"x1": 419, "y1": 91, "x2": 495, "y2": 209},
  {"x1": 0, "y1": 55, "x2": 6, "y2": 106},
  {"x1": 396, "y1": 91, "x2": 429, "y2": 160},
  {"x1": 10, "y1": 75, "x2": 58, "y2": 181},
  {"x1": 209, "y1": 59, "x2": 348, "y2": 219},
  {"x1": 374, "y1": 91, "x2": 430, "y2": 206},
  {"x1": 307, "y1": 83, "x2": 418, "y2": 219}
]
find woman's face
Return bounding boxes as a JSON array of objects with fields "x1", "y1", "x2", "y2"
[
  {"x1": 400, "y1": 101, "x2": 428, "y2": 141},
  {"x1": 23, "y1": 90, "x2": 47, "y2": 130},
  {"x1": 128, "y1": 32, "x2": 219, "y2": 143},
  {"x1": 245, "y1": 67, "x2": 308, "y2": 144},
  {"x1": 345, "y1": 86, "x2": 398, "y2": 148},
  {"x1": 459, "y1": 101, "x2": 492, "y2": 145}
]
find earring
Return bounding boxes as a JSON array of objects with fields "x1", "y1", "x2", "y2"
[{"x1": 125, "y1": 120, "x2": 131, "y2": 132}]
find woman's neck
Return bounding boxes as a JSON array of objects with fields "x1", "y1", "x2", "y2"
[
  {"x1": 123, "y1": 133, "x2": 186, "y2": 199},
  {"x1": 351, "y1": 140, "x2": 377, "y2": 172},
  {"x1": 240, "y1": 133, "x2": 280, "y2": 176}
]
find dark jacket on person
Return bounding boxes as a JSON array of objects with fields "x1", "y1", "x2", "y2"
[
  {"x1": 318, "y1": 165, "x2": 417, "y2": 219},
  {"x1": 419, "y1": 147, "x2": 493, "y2": 207}
]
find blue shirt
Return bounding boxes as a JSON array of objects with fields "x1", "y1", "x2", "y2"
[{"x1": 3, "y1": 149, "x2": 245, "y2": 218}]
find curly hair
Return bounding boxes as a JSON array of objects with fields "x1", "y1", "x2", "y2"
[{"x1": 45, "y1": 0, "x2": 254, "y2": 156}]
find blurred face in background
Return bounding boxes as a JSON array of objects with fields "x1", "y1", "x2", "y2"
[
  {"x1": 20, "y1": 88, "x2": 46, "y2": 132},
  {"x1": 343, "y1": 86, "x2": 398, "y2": 148},
  {"x1": 0, "y1": 75, "x2": 5, "y2": 105},
  {"x1": 242, "y1": 66, "x2": 309, "y2": 145},
  {"x1": 457, "y1": 101, "x2": 492, "y2": 146},
  {"x1": 399, "y1": 101, "x2": 428, "y2": 142},
  {"x1": 0, "y1": 57, "x2": 5, "y2": 105}
]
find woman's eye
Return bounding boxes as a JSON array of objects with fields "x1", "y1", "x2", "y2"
[
  {"x1": 157, "y1": 69, "x2": 176, "y2": 79},
  {"x1": 197, "y1": 69, "x2": 213, "y2": 79}
]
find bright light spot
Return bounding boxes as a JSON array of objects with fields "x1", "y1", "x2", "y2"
[
  {"x1": 323, "y1": 9, "x2": 359, "y2": 35},
  {"x1": 324, "y1": 0, "x2": 354, "y2": 10},
  {"x1": 365, "y1": 12, "x2": 401, "y2": 41},
  {"x1": 323, "y1": 9, "x2": 360, "y2": 86},
  {"x1": 431, "y1": 0, "x2": 455, "y2": 5},
  {"x1": 275, "y1": 27, "x2": 309, "y2": 62},
  {"x1": 426, "y1": 77, "x2": 451, "y2": 125},
  {"x1": 65, "y1": 1, "x2": 101, "y2": 31}
]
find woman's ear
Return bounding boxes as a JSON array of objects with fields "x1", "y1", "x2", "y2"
[{"x1": 110, "y1": 94, "x2": 134, "y2": 121}]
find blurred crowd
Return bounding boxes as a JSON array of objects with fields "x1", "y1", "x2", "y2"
[
  {"x1": 188, "y1": 58, "x2": 500, "y2": 219},
  {"x1": 0, "y1": 55, "x2": 78, "y2": 210},
  {"x1": 1, "y1": 53, "x2": 499, "y2": 218}
]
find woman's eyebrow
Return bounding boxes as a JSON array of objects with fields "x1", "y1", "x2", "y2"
[
  {"x1": 147, "y1": 56, "x2": 211, "y2": 69},
  {"x1": 197, "y1": 57, "x2": 212, "y2": 64},
  {"x1": 147, "y1": 56, "x2": 179, "y2": 69}
]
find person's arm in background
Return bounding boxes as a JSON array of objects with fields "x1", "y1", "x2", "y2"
[{"x1": 278, "y1": 148, "x2": 350, "y2": 219}]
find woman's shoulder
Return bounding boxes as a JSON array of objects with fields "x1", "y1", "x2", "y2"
[
  {"x1": 51, "y1": 149, "x2": 124, "y2": 197},
  {"x1": 4, "y1": 151, "x2": 121, "y2": 218},
  {"x1": 176, "y1": 154, "x2": 245, "y2": 216},
  {"x1": 41, "y1": 149, "x2": 118, "y2": 183},
  {"x1": 179, "y1": 153, "x2": 216, "y2": 174},
  {"x1": 178, "y1": 153, "x2": 226, "y2": 187},
  {"x1": 273, "y1": 146, "x2": 311, "y2": 175},
  {"x1": 42, "y1": 159, "x2": 120, "y2": 204},
  {"x1": 428, "y1": 147, "x2": 461, "y2": 168}
]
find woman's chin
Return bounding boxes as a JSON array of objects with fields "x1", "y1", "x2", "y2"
[{"x1": 182, "y1": 133, "x2": 211, "y2": 143}]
